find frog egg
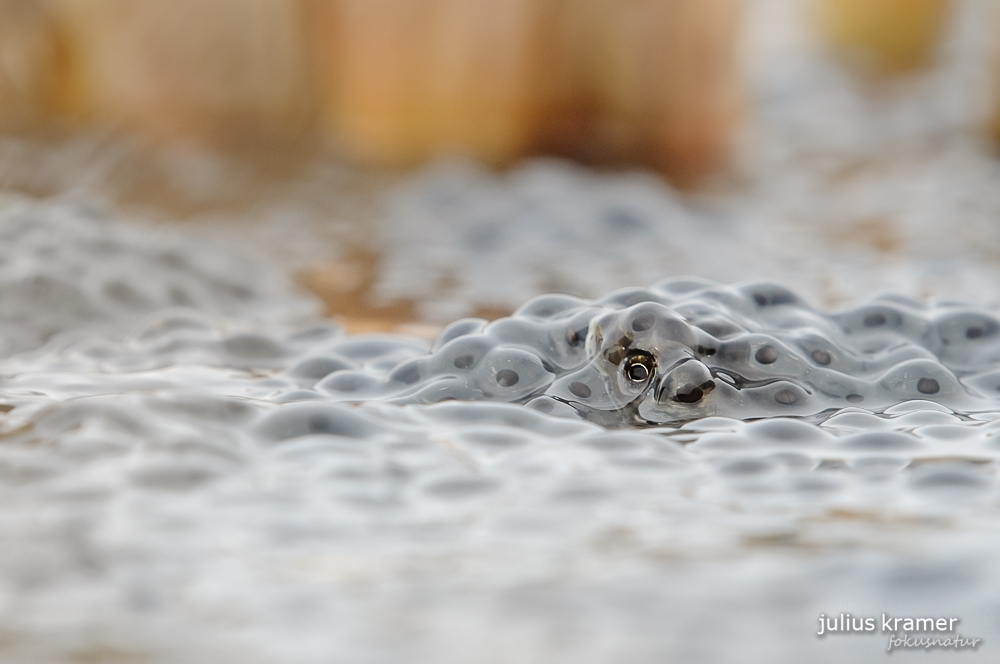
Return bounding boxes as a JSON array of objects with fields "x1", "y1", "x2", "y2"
[{"x1": 469, "y1": 346, "x2": 555, "y2": 401}]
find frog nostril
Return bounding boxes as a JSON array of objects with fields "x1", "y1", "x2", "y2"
[
  {"x1": 674, "y1": 384, "x2": 705, "y2": 403},
  {"x1": 675, "y1": 379, "x2": 715, "y2": 403},
  {"x1": 659, "y1": 361, "x2": 714, "y2": 404}
]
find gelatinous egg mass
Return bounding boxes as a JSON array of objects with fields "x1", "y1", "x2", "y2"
[
  {"x1": 5, "y1": 201, "x2": 1000, "y2": 663},
  {"x1": 304, "y1": 278, "x2": 999, "y2": 428}
]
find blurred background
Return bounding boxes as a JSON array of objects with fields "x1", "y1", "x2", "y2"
[{"x1": 2, "y1": 0, "x2": 1000, "y2": 331}]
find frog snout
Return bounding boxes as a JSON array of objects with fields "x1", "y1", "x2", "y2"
[{"x1": 657, "y1": 360, "x2": 715, "y2": 404}]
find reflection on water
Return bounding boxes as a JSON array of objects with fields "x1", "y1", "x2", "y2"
[{"x1": 0, "y1": 197, "x2": 999, "y2": 663}]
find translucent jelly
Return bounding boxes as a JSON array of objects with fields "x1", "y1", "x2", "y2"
[{"x1": 0, "y1": 198, "x2": 997, "y2": 663}]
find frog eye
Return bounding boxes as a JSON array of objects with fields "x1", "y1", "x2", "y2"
[{"x1": 623, "y1": 351, "x2": 655, "y2": 384}]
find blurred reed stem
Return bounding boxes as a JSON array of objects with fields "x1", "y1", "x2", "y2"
[
  {"x1": 815, "y1": 0, "x2": 955, "y2": 74},
  {"x1": 2, "y1": 0, "x2": 745, "y2": 183}
]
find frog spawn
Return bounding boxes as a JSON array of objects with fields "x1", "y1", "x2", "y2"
[
  {"x1": 307, "y1": 278, "x2": 1000, "y2": 426},
  {"x1": 313, "y1": 295, "x2": 601, "y2": 405},
  {"x1": 547, "y1": 280, "x2": 995, "y2": 425},
  {"x1": 6, "y1": 255, "x2": 1000, "y2": 663}
]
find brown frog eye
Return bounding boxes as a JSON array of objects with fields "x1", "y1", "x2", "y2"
[{"x1": 623, "y1": 351, "x2": 655, "y2": 384}]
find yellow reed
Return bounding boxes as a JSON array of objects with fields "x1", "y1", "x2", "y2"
[
  {"x1": 303, "y1": 0, "x2": 539, "y2": 167},
  {"x1": 47, "y1": 0, "x2": 313, "y2": 146},
  {"x1": 0, "y1": 0, "x2": 65, "y2": 130},
  {"x1": 816, "y1": 0, "x2": 955, "y2": 74}
]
